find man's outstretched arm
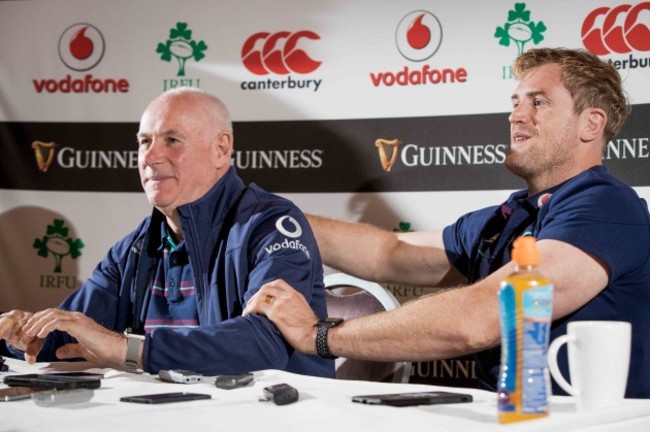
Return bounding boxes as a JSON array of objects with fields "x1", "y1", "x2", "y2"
[
  {"x1": 307, "y1": 215, "x2": 462, "y2": 287},
  {"x1": 243, "y1": 239, "x2": 608, "y2": 362}
]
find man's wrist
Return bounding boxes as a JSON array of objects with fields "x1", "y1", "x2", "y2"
[{"x1": 315, "y1": 318, "x2": 343, "y2": 359}]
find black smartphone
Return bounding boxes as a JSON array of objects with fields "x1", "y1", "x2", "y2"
[
  {"x1": 120, "y1": 392, "x2": 212, "y2": 404},
  {"x1": 3, "y1": 372, "x2": 103, "y2": 390},
  {"x1": 0, "y1": 386, "x2": 46, "y2": 402},
  {"x1": 351, "y1": 391, "x2": 473, "y2": 407}
]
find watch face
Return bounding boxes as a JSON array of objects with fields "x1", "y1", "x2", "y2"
[{"x1": 321, "y1": 318, "x2": 343, "y2": 327}]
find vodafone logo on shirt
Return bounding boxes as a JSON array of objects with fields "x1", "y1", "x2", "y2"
[
  {"x1": 582, "y1": 3, "x2": 650, "y2": 55},
  {"x1": 263, "y1": 216, "x2": 311, "y2": 259}
]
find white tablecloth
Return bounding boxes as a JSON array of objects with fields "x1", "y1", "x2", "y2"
[{"x1": 1, "y1": 357, "x2": 649, "y2": 432}]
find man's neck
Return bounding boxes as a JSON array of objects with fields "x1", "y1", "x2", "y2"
[{"x1": 164, "y1": 212, "x2": 184, "y2": 242}]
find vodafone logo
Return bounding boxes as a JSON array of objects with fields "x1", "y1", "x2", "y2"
[
  {"x1": 241, "y1": 31, "x2": 322, "y2": 75},
  {"x1": 582, "y1": 3, "x2": 650, "y2": 55},
  {"x1": 32, "y1": 23, "x2": 129, "y2": 94},
  {"x1": 369, "y1": 11, "x2": 467, "y2": 88},
  {"x1": 275, "y1": 216, "x2": 302, "y2": 238},
  {"x1": 395, "y1": 11, "x2": 442, "y2": 62},
  {"x1": 58, "y1": 23, "x2": 105, "y2": 71},
  {"x1": 264, "y1": 216, "x2": 311, "y2": 259}
]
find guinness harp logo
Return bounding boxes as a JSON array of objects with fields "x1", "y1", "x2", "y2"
[
  {"x1": 32, "y1": 141, "x2": 57, "y2": 172},
  {"x1": 374, "y1": 138, "x2": 401, "y2": 172}
]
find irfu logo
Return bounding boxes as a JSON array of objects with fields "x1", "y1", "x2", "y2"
[
  {"x1": 494, "y1": 3, "x2": 547, "y2": 56},
  {"x1": 33, "y1": 219, "x2": 84, "y2": 273},
  {"x1": 156, "y1": 22, "x2": 208, "y2": 77}
]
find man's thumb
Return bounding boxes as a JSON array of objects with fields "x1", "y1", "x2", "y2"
[{"x1": 55, "y1": 343, "x2": 83, "y2": 360}]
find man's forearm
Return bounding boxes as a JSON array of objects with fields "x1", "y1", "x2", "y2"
[
  {"x1": 326, "y1": 282, "x2": 502, "y2": 362},
  {"x1": 307, "y1": 214, "x2": 456, "y2": 286},
  {"x1": 307, "y1": 214, "x2": 397, "y2": 281}
]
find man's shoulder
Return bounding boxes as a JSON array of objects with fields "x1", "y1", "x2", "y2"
[
  {"x1": 542, "y1": 168, "x2": 649, "y2": 225},
  {"x1": 557, "y1": 167, "x2": 645, "y2": 206},
  {"x1": 238, "y1": 183, "x2": 301, "y2": 215}
]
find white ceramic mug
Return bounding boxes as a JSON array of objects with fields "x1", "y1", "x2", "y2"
[{"x1": 547, "y1": 321, "x2": 631, "y2": 411}]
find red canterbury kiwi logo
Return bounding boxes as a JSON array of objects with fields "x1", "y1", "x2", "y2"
[
  {"x1": 582, "y1": 3, "x2": 650, "y2": 55},
  {"x1": 241, "y1": 30, "x2": 322, "y2": 75}
]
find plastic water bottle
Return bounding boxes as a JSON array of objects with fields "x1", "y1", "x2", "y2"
[{"x1": 497, "y1": 236, "x2": 553, "y2": 423}]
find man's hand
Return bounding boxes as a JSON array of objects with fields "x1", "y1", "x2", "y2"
[
  {"x1": 243, "y1": 279, "x2": 319, "y2": 355},
  {"x1": 0, "y1": 310, "x2": 44, "y2": 358},
  {"x1": 21, "y1": 309, "x2": 127, "y2": 367}
]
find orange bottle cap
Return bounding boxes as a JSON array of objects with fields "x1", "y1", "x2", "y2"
[{"x1": 511, "y1": 236, "x2": 540, "y2": 266}]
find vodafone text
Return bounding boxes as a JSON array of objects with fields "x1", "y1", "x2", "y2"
[{"x1": 264, "y1": 238, "x2": 311, "y2": 259}]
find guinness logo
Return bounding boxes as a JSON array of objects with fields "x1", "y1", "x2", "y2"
[
  {"x1": 32, "y1": 141, "x2": 57, "y2": 172},
  {"x1": 375, "y1": 138, "x2": 401, "y2": 172}
]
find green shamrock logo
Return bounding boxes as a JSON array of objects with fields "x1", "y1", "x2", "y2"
[
  {"x1": 495, "y1": 3, "x2": 547, "y2": 56},
  {"x1": 156, "y1": 22, "x2": 208, "y2": 76},
  {"x1": 33, "y1": 219, "x2": 84, "y2": 273}
]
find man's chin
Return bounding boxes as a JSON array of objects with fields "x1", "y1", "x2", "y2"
[
  {"x1": 146, "y1": 194, "x2": 173, "y2": 211},
  {"x1": 504, "y1": 157, "x2": 524, "y2": 176}
]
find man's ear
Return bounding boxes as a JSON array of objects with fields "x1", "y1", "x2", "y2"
[
  {"x1": 580, "y1": 108, "x2": 606, "y2": 143},
  {"x1": 214, "y1": 131, "x2": 233, "y2": 165}
]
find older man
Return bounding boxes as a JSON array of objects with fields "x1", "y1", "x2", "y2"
[{"x1": 1, "y1": 88, "x2": 332, "y2": 378}]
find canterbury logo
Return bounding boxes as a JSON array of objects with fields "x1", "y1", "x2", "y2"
[
  {"x1": 241, "y1": 31, "x2": 322, "y2": 75},
  {"x1": 375, "y1": 138, "x2": 401, "y2": 172},
  {"x1": 582, "y1": 3, "x2": 650, "y2": 55},
  {"x1": 32, "y1": 141, "x2": 57, "y2": 172}
]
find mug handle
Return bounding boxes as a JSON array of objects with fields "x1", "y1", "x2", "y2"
[{"x1": 547, "y1": 334, "x2": 579, "y2": 396}]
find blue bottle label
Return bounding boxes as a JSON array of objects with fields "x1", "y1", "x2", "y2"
[
  {"x1": 498, "y1": 283, "x2": 517, "y2": 412},
  {"x1": 498, "y1": 283, "x2": 553, "y2": 414},
  {"x1": 522, "y1": 285, "x2": 553, "y2": 413}
]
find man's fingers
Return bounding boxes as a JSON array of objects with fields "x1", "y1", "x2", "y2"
[
  {"x1": 23, "y1": 337, "x2": 45, "y2": 364},
  {"x1": 243, "y1": 281, "x2": 288, "y2": 316},
  {"x1": 243, "y1": 293, "x2": 269, "y2": 316},
  {"x1": 24, "y1": 309, "x2": 82, "y2": 339},
  {"x1": 0, "y1": 310, "x2": 29, "y2": 339}
]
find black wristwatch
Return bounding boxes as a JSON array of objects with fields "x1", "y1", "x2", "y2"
[{"x1": 316, "y1": 318, "x2": 344, "y2": 360}]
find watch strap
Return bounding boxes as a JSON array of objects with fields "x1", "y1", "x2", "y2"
[
  {"x1": 124, "y1": 332, "x2": 145, "y2": 373},
  {"x1": 316, "y1": 320, "x2": 342, "y2": 360}
]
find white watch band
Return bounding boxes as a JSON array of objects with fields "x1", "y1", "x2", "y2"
[{"x1": 124, "y1": 332, "x2": 145, "y2": 374}]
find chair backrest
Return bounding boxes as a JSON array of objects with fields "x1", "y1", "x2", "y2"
[{"x1": 323, "y1": 273, "x2": 412, "y2": 383}]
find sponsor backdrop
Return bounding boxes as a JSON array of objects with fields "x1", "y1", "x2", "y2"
[{"x1": 1, "y1": 0, "x2": 649, "y2": 386}]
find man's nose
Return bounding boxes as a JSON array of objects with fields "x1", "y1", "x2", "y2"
[
  {"x1": 141, "y1": 140, "x2": 163, "y2": 165},
  {"x1": 509, "y1": 104, "x2": 530, "y2": 124}
]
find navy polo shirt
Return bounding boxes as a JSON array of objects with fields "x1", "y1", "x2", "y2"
[
  {"x1": 443, "y1": 166, "x2": 650, "y2": 398},
  {"x1": 144, "y1": 225, "x2": 199, "y2": 334}
]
